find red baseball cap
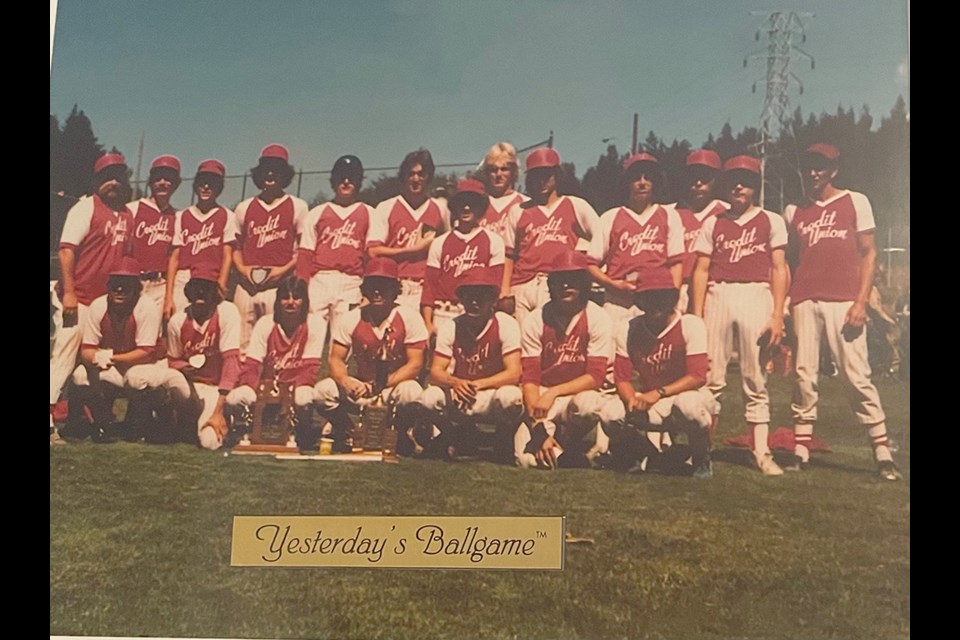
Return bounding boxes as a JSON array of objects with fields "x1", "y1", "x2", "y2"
[
  {"x1": 94, "y1": 153, "x2": 127, "y2": 174},
  {"x1": 623, "y1": 152, "x2": 659, "y2": 171},
  {"x1": 363, "y1": 257, "x2": 399, "y2": 282},
  {"x1": 259, "y1": 144, "x2": 290, "y2": 163},
  {"x1": 454, "y1": 178, "x2": 485, "y2": 195},
  {"x1": 686, "y1": 149, "x2": 722, "y2": 170},
  {"x1": 550, "y1": 250, "x2": 591, "y2": 274},
  {"x1": 723, "y1": 155, "x2": 761, "y2": 176},
  {"x1": 526, "y1": 148, "x2": 561, "y2": 171},
  {"x1": 108, "y1": 256, "x2": 142, "y2": 277},
  {"x1": 197, "y1": 159, "x2": 226, "y2": 177},
  {"x1": 805, "y1": 143, "x2": 840, "y2": 162},
  {"x1": 455, "y1": 268, "x2": 500, "y2": 293},
  {"x1": 150, "y1": 155, "x2": 181, "y2": 174}
]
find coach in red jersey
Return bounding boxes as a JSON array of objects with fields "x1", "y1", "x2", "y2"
[
  {"x1": 589, "y1": 152, "x2": 684, "y2": 328},
  {"x1": 297, "y1": 154, "x2": 373, "y2": 326},
  {"x1": 691, "y1": 156, "x2": 788, "y2": 476},
  {"x1": 314, "y1": 258, "x2": 428, "y2": 452},
  {"x1": 502, "y1": 148, "x2": 603, "y2": 326},
  {"x1": 783, "y1": 143, "x2": 901, "y2": 481},
  {"x1": 233, "y1": 144, "x2": 309, "y2": 354},
  {"x1": 674, "y1": 149, "x2": 730, "y2": 312},
  {"x1": 165, "y1": 159, "x2": 238, "y2": 321},
  {"x1": 51, "y1": 153, "x2": 134, "y2": 438},
  {"x1": 515, "y1": 250, "x2": 616, "y2": 469},
  {"x1": 369, "y1": 149, "x2": 450, "y2": 311},
  {"x1": 479, "y1": 141, "x2": 528, "y2": 241},
  {"x1": 421, "y1": 178, "x2": 505, "y2": 336},
  {"x1": 602, "y1": 286, "x2": 718, "y2": 477},
  {"x1": 420, "y1": 268, "x2": 523, "y2": 458},
  {"x1": 128, "y1": 155, "x2": 181, "y2": 312}
]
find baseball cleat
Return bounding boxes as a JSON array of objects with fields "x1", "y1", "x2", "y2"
[
  {"x1": 782, "y1": 453, "x2": 808, "y2": 472},
  {"x1": 756, "y1": 452, "x2": 784, "y2": 476},
  {"x1": 877, "y1": 460, "x2": 903, "y2": 482},
  {"x1": 692, "y1": 457, "x2": 713, "y2": 479},
  {"x1": 50, "y1": 426, "x2": 66, "y2": 446}
]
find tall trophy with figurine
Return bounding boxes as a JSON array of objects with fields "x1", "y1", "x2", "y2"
[{"x1": 355, "y1": 326, "x2": 399, "y2": 461}]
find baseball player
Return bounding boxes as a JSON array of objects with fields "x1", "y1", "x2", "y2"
[
  {"x1": 128, "y1": 155, "x2": 182, "y2": 311},
  {"x1": 783, "y1": 143, "x2": 901, "y2": 480},
  {"x1": 673, "y1": 149, "x2": 730, "y2": 312},
  {"x1": 165, "y1": 277, "x2": 242, "y2": 450},
  {"x1": 502, "y1": 148, "x2": 603, "y2": 326},
  {"x1": 164, "y1": 159, "x2": 238, "y2": 321},
  {"x1": 588, "y1": 152, "x2": 684, "y2": 328},
  {"x1": 478, "y1": 141, "x2": 529, "y2": 241},
  {"x1": 515, "y1": 250, "x2": 616, "y2": 469},
  {"x1": 368, "y1": 149, "x2": 450, "y2": 311},
  {"x1": 421, "y1": 178, "x2": 505, "y2": 336},
  {"x1": 314, "y1": 258, "x2": 428, "y2": 453},
  {"x1": 232, "y1": 144, "x2": 309, "y2": 354},
  {"x1": 296, "y1": 154, "x2": 372, "y2": 326},
  {"x1": 420, "y1": 268, "x2": 523, "y2": 459},
  {"x1": 691, "y1": 155, "x2": 788, "y2": 476},
  {"x1": 226, "y1": 275, "x2": 327, "y2": 452},
  {"x1": 602, "y1": 286, "x2": 718, "y2": 477},
  {"x1": 50, "y1": 152, "x2": 134, "y2": 440},
  {"x1": 67, "y1": 257, "x2": 163, "y2": 442}
]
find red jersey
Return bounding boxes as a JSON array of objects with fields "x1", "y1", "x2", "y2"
[
  {"x1": 173, "y1": 206, "x2": 238, "y2": 281},
  {"x1": 298, "y1": 201, "x2": 373, "y2": 277},
  {"x1": 370, "y1": 196, "x2": 448, "y2": 281},
  {"x1": 129, "y1": 198, "x2": 175, "y2": 273},
  {"x1": 434, "y1": 311, "x2": 521, "y2": 380},
  {"x1": 675, "y1": 199, "x2": 729, "y2": 281},
  {"x1": 784, "y1": 190, "x2": 875, "y2": 304},
  {"x1": 168, "y1": 301, "x2": 241, "y2": 389},
  {"x1": 520, "y1": 301, "x2": 612, "y2": 388},
  {"x1": 81, "y1": 294, "x2": 161, "y2": 371},
  {"x1": 331, "y1": 305, "x2": 429, "y2": 383},
  {"x1": 58, "y1": 195, "x2": 133, "y2": 305},
  {"x1": 239, "y1": 314, "x2": 327, "y2": 388},
  {"x1": 235, "y1": 195, "x2": 306, "y2": 268},
  {"x1": 694, "y1": 207, "x2": 787, "y2": 283},
  {"x1": 599, "y1": 204, "x2": 683, "y2": 288},
  {"x1": 614, "y1": 314, "x2": 709, "y2": 391},
  {"x1": 421, "y1": 228, "x2": 505, "y2": 306},
  {"x1": 480, "y1": 192, "x2": 527, "y2": 240}
]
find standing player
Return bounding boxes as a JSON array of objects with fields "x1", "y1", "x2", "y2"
[
  {"x1": 50, "y1": 153, "x2": 134, "y2": 439},
  {"x1": 314, "y1": 258, "x2": 428, "y2": 452},
  {"x1": 128, "y1": 155, "x2": 181, "y2": 311},
  {"x1": 297, "y1": 154, "x2": 373, "y2": 325},
  {"x1": 515, "y1": 250, "x2": 616, "y2": 469},
  {"x1": 420, "y1": 268, "x2": 523, "y2": 458},
  {"x1": 369, "y1": 149, "x2": 450, "y2": 311},
  {"x1": 164, "y1": 159, "x2": 238, "y2": 320},
  {"x1": 502, "y1": 148, "x2": 603, "y2": 326},
  {"x1": 691, "y1": 155, "x2": 788, "y2": 476},
  {"x1": 165, "y1": 277, "x2": 242, "y2": 450},
  {"x1": 232, "y1": 144, "x2": 309, "y2": 354},
  {"x1": 674, "y1": 149, "x2": 730, "y2": 312},
  {"x1": 478, "y1": 141, "x2": 528, "y2": 241},
  {"x1": 227, "y1": 276, "x2": 327, "y2": 452},
  {"x1": 588, "y1": 152, "x2": 684, "y2": 328},
  {"x1": 603, "y1": 286, "x2": 718, "y2": 477},
  {"x1": 421, "y1": 178, "x2": 505, "y2": 336},
  {"x1": 783, "y1": 143, "x2": 901, "y2": 480}
]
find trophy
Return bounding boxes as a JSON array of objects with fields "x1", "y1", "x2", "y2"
[
  {"x1": 355, "y1": 326, "x2": 399, "y2": 461},
  {"x1": 234, "y1": 369, "x2": 299, "y2": 455}
]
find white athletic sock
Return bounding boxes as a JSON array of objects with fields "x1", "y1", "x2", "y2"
[
  {"x1": 794, "y1": 423, "x2": 813, "y2": 462},
  {"x1": 868, "y1": 422, "x2": 893, "y2": 463},
  {"x1": 751, "y1": 423, "x2": 770, "y2": 458}
]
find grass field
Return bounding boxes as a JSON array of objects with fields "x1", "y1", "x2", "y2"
[{"x1": 50, "y1": 373, "x2": 909, "y2": 640}]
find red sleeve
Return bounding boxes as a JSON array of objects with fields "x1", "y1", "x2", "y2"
[
  {"x1": 292, "y1": 358, "x2": 321, "y2": 387},
  {"x1": 686, "y1": 353, "x2": 709, "y2": 386},
  {"x1": 295, "y1": 248, "x2": 314, "y2": 281},
  {"x1": 521, "y1": 356, "x2": 541, "y2": 385},
  {"x1": 218, "y1": 350, "x2": 241, "y2": 392},
  {"x1": 169, "y1": 357, "x2": 189, "y2": 372},
  {"x1": 614, "y1": 354, "x2": 633, "y2": 384},
  {"x1": 238, "y1": 357, "x2": 262, "y2": 389},
  {"x1": 421, "y1": 266, "x2": 440, "y2": 307},
  {"x1": 586, "y1": 356, "x2": 607, "y2": 388}
]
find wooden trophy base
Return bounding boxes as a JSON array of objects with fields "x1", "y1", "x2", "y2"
[{"x1": 230, "y1": 434, "x2": 300, "y2": 456}]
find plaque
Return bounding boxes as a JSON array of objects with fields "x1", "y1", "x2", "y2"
[
  {"x1": 233, "y1": 378, "x2": 299, "y2": 455},
  {"x1": 250, "y1": 267, "x2": 270, "y2": 286}
]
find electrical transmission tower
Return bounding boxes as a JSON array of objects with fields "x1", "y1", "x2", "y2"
[{"x1": 744, "y1": 11, "x2": 814, "y2": 208}]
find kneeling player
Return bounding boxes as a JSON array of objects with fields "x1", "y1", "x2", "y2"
[
  {"x1": 514, "y1": 250, "x2": 616, "y2": 469},
  {"x1": 604, "y1": 287, "x2": 718, "y2": 477},
  {"x1": 420, "y1": 269, "x2": 522, "y2": 458},
  {"x1": 314, "y1": 258, "x2": 428, "y2": 452},
  {"x1": 226, "y1": 276, "x2": 327, "y2": 451}
]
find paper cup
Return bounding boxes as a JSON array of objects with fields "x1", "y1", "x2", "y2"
[{"x1": 319, "y1": 438, "x2": 334, "y2": 455}]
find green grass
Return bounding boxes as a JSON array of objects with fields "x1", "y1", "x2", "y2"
[{"x1": 50, "y1": 374, "x2": 909, "y2": 640}]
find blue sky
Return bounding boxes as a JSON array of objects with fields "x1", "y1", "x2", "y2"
[{"x1": 50, "y1": 0, "x2": 909, "y2": 207}]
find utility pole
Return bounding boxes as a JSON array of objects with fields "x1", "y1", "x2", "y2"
[
  {"x1": 631, "y1": 113, "x2": 638, "y2": 154},
  {"x1": 133, "y1": 132, "x2": 145, "y2": 199},
  {"x1": 744, "y1": 11, "x2": 814, "y2": 208}
]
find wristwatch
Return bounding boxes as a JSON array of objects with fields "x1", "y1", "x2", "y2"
[{"x1": 657, "y1": 387, "x2": 668, "y2": 398}]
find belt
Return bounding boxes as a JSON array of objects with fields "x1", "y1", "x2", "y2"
[
  {"x1": 434, "y1": 300, "x2": 463, "y2": 312},
  {"x1": 140, "y1": 272, "x2": 164, "y2": 281}
]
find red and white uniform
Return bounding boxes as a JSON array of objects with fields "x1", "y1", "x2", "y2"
[
  {"x1": 514, "y1": 301, "x2": 617, "y2": 465},
  {"x1": 369, "y1": 196, "x2": 450, "y2": 310},
  {"x1": 233, "y1": 194, "x2": 308, "y2": 354},
  {"x1": 784, "y1": 190, "x2": 885, "y2": 426},
  {"x1": 479, "y1": 192, "x2": 528, "y2": 241},
  {"x1": 50, "y1": 195, "x2": 133, "y2": 405},
  {"x1": 297, "y1": 201, "x2": 375, "y2": 323},
  {"x1": 693, "y1": 206, "x2": 787, "y2": 424},
  {"x1": 674, "y1": 199, "x2": 729, "y2": 311},
  {"x1": 165, "y1": 301, "x2": 242, "y2": 449},
  {"x1": 314, "y1": 305, "x2": 428, "y2": 409},
  {"x1": 598, "y1": 203, "x2": 684, "y2": 325},
  {"x1": 420, "y1": 312, "x2": 523, "y2": 418},
  {"x1": 228, "y1": 314, "x2": 328, "y2": 409},
  {"x1": 71, "y1": 294, "x2": 164, "y2": 391},
  {"x1": 170, "y1": 205, "x2": 238, "y2": 315},
  {"x1": 503, "y1": 196, "x2": 603, "y2": 325},
  {"x1": 421, "y1": 227, "x2": 505, "y2": 331},
  {"x1": 128, "y1": 197, "x2": 176, "y2": 310}
]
